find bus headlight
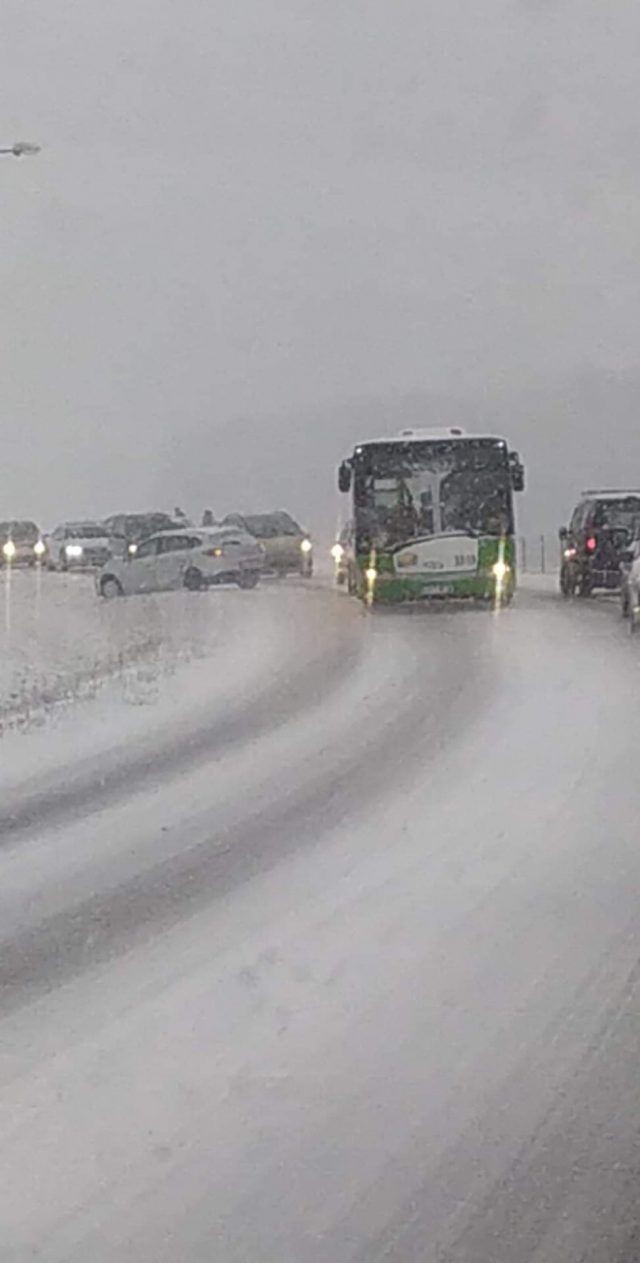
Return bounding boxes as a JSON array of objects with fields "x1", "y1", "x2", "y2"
[
  {"x1": 365, "y1": 566, "x2": 378, "y2": 583},
  {"x1": 34, "y1": 539, "x2": 46, "y2": 558},
  {"x1": 300, "y1": 538, "x2": 312, "y2": 554},
  {"x1": 3, "y1": 540, "x2": 16, "y2": 560},
  {"x1": 492, "y1": 560, "x2": 510, "y2": 582},
  {"x1": 331, "y1": 543, "x2": 344, "y2": 562}
]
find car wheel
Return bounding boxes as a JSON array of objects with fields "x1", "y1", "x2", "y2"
[
  {"x1": 184, "y1": 567, "x2": 204, "y2": 591},
  {"x1": 101, "y1": 576, "x2": 123, "y2": 599},
  {"x1": 621, "y1": 588, "x2": 630, "y2": 618},
  {"x1": 578, "y1": 573, "x2": 592, "y2": 598},
  {"x1": 237, "y1": 570, "x2": 259, "y2": 589},
  {"x1": 560, "y1": 566, "x2": 575, "y2": 598}
]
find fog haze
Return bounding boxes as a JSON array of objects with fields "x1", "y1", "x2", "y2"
[{"x1": 2, "y1": 0, "x2": 639, "y2": 533}]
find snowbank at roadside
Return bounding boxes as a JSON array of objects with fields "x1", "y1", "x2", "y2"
[{"x1": 0, "y1": 570, "x2": 283, "y2": 744}]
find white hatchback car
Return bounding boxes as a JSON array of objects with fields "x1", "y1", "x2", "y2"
[{"x1": 96, "y1": 527, "x2": 263, "y2": 598}]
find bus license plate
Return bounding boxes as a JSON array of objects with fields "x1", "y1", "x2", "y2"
[{"x1": 425, "y1": 583, "x2": 454, "y2": 596}]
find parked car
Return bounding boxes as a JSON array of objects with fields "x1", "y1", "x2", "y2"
[
  {"x1": 623, "y1": 548, "x2": 640, "y2": 633},
  {"x1": 46, "y1": 521, "x2": 112, "y2": 570},
  {"x1": 96, "y1": 526, "x2": 263, "y2": 598},
  {"x1": 559, "y1": 490, "x2": 640, "y2": 597},
  {"x1": 221, "y1": 511, "x2": 313, "y2": 577},
  {"x1": 0, "y1": 520, "x2": 46, "y2": 566},
  {"x1": 620, "y1": 530, "x2": 640, "y2": 622},
  {"x1": 103, "y1": 512, "x2": 183, "y2": 558}
]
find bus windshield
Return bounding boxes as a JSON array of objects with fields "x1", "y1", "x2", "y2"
[{"x1": 354, "y1": 439, "x2": 513, "y2": 548}]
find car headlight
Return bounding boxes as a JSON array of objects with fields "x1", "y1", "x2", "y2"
[
  {"x1": 365, "y1": 566, "x2": 377, "y2": 583},
  {"x1": 492, "y1": 560, "x2": 511, "y2": 582},
  {"x1": 3, "y1": 540, "x2": 16, "y2": 559},
  {"x1": 331, "y1": 543, "x2": 345, "y2": 562},
  {"x1": 128, "y1": 543, "x2": 138, "y2": 555},
  {"x1": 34, "y1": 539, "x2": 46, "y2": 557},
  {"x1": 300, "y1": 538, "x2": 313, "y2": 554},
  {"x1": 65, "y1": 544, "x2": 83, "y2": 558}
]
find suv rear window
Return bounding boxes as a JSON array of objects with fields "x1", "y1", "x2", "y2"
[{"x1": 590, "y1": 498, "x2": 640, "y2": 531}]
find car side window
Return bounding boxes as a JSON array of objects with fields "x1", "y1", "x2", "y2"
[
  {"x1": 157, "y1": 535, "x2": 194, "y2": 554},
  {"x1": 157, "y1": 536, "x2": 176, "y2": 555},
  {"x1": 571, "y1": 504, "x2": 587, "y2": 533},
  {"x1": 135, "y1": 538, "x2": 158, "y2": 559}
]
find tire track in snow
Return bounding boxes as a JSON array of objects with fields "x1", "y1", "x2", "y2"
[{"x1": 0, "y1": 603, "x2": 497, "y2": 1015}]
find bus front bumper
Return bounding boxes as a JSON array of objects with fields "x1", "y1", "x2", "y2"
[{"x1": 361, "y1": 570, "x2": 515, "y2": 604}]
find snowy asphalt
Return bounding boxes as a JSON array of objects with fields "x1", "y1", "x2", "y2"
[{"x1": 1, "y1": 575, "x2": 640, "y2": 1261}]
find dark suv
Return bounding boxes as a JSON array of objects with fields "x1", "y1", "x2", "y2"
[
  {"x1": 559, "y1": 491, "x2": 640, "y2": 597},
  {"x1": 103, "y1": 512, "x2": 183, "y2": 558}
]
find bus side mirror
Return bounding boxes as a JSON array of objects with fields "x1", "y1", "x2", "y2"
[
  {"x1": 559, "y1": 526, "x2": 568, "y2": 541},
  {"x1": 509, "y1": 452, "x2": 525, "y2": 492},
  {"x1": 338, "y1": 461, "x2": 352, "y2": 494}
]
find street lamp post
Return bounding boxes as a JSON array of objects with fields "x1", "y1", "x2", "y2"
[{"x1": 0, "y1": 142, "x2": 41, "y2": 158}]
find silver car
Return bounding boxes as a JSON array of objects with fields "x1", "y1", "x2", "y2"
[
  {"x1": 96, "y1": 527, "x2": 263, "y2": 598},
  {"x1": 47, "y1": 521, "x2": 112, "y2": 570}
]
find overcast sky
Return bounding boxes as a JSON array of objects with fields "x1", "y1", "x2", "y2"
[{"x1": 2, "y1": 0, "x2": 640, "y2": 529}]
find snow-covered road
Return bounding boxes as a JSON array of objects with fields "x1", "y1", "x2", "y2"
[{"x1": 1, "y1": 579, "x2": 640, "y2": 1261}]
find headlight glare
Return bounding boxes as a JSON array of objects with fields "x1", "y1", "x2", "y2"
[
  {"x1": 300, "y1": 538, "x2": 312, "y2": 554},
  {"x1": 3, "y1": 540, "x2": 16, "y2": 560}
]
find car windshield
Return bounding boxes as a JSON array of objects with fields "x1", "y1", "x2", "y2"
[
  {"x1": 126, "y1": 514, "x2": 176, "y2": 538},
  {"x1": 0, "y1": 520, "x2": 39, "y2": 541},
  {"x1": 65, "y1": 524, "x2": 106, "y2": 539},
  {"x1": 355, "y1": 440, "x2": 513, "y2": 547},
  {"x1": 240, "y1": 514, "x2": 301, "y2": 538}
]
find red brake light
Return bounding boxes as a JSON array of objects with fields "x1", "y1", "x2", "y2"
[{"x1": 586, "y1": 536, "x2": 597, "y2": 552}]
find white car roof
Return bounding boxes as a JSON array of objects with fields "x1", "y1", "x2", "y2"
[
  {"x1": 145, "y1": 526, "x2": 249, "y2": 541},
  {"x1": 59, "y1": 521, "x2": 107, "y2": 530},
  {"x1": 354, "y1": 429, "x2": 508, "y2": 447},
  {"x1": 581, "y1": 490, "x2": 640, "y2": 499}
]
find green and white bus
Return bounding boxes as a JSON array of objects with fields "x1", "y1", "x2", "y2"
[{"x1": 337, "y1": 427, "x2": 525, "y2": 605}]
